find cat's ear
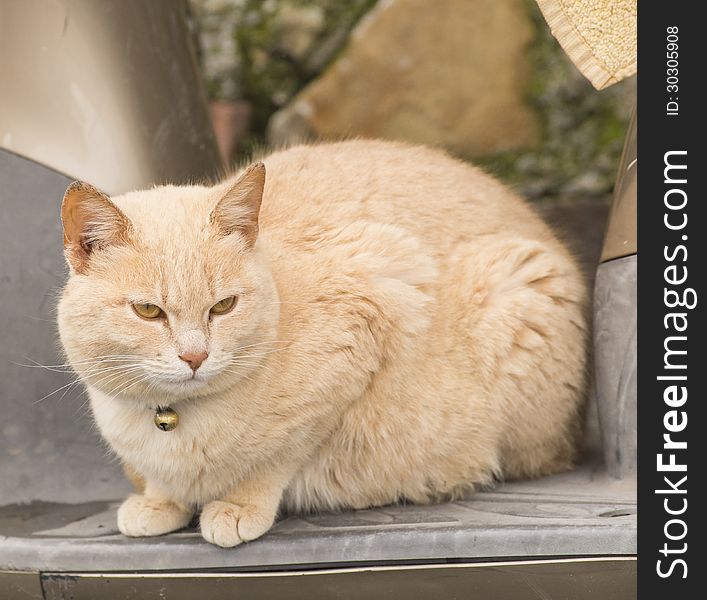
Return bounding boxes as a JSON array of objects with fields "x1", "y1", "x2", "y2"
[
  {"x1": 210, "y1": 162, "x2": 265, "y2": 248},
  {"x1": 60, "y1": 181, "x2": 131, "y2": 274}
]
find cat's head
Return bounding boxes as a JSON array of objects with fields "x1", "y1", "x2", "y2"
[{"x1": 57, "y1": 164, "x2": 279, "y2": 404}]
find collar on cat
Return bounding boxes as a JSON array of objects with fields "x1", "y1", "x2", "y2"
[{"x1": 154, "y1": 406, "x2": 179, "y2": 431}]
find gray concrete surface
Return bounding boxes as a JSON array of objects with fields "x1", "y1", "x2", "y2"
[
  {"x1": 1, "y1": 458, "x2": 635, "y2": 572},
  {"x1": 0, "y1": 150, "x2": 131, "y2": 506},
  {"x1": 594, "y1": 256, "x2": 637, "y2": 478}
]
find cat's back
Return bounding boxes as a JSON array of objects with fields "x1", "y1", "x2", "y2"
[
  {"x1": 257, "y1": 142, "x2": 588, "y2": 510},
  {"x1": 258, "y1": 140, "x2": 556, "y2": 254}
]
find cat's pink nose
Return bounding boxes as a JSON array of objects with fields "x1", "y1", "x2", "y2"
[{"x1": 179, "y1": 351, "x2": 208, "y2": 372}]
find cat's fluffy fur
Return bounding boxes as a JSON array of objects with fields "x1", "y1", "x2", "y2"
[{"x1": 58, "y1": 140, "x2": 587, "y2": 547}]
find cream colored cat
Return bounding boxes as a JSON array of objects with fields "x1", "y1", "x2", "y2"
[{"x1": 58, "y1": 140, "x2": 587, "y2": 548}]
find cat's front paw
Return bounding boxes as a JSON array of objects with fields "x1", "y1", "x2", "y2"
[
  {"x1": 200, "y1": 500, "x2": 275, "y2": 548},
  {"x1": 117, "y1": 494, "x2": 192, "y2": 537}
]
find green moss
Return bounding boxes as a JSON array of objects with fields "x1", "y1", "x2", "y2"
[
  {"x1": 234, "y1": 0, "x2": 377, "y2": 157},
  {"x1": 192, "y1": 0, "x2": 376, "y2": 159}
]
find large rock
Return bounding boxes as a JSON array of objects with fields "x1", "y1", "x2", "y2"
[{"x1": 268, "y1": 0, "x2": 539, "y2": 157}]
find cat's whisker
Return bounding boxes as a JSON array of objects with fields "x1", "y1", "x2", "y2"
[
  {"x1": 143, "y1": 378, "x2": 160, "y2": 398},
  {"x1": 77, "y1": 354, "x2": 143, "y2": 360},
  {"x1": 223, "y1": 358, "x2": 267, "y2": 369},
  {"x1": 225, "y1": 357, "x2": 264, "y2": 365},
  {"x1": 16, "y1": 355, "x2": 142, "y2": 373},
  {"x1": 74, "y1": 360, "x2": 145, "y2": 374},
  {"x1": 77, "y1": 367, "x2": 144, "y2": 390},
  {"x1": 241, "y1": 350, "x2": 285, "y2": 359},
  {"x1": 113, "y1": 375, "x2": 151, "y2": 399},
  {"x1": 85, "y1": 367, "x2": 145, "y2": 393},
  {"x1": 20, "y1": 354, "x2": 143, "y2": 369},
  {"x1": 215, "y1": 348, "x2": 287, "y2": 372},
  {"x1": 231, "y1": 340, "x2": 291, "y2": 353},
  {"x1": 239, "y1": 346, "x2": 288, "y2": 355},
  {"x1": 55, "y1": 375, "x2": 90, "y2": 405},
  {"x1": 15, "y1": 363, "x2": 76, "y2": 373},
  {"x1": 81, "y1": 363, "x2": 144, "y2": 376},
  {"x1": 227, "y1": 352, "x2": 273, "y2": 361},
  {"x1": 222, "y1": 365, "x2": 262, "y2": 375},
  {"x1": 221, "y1": 367, "x2": 258, "y2": 385},
  {"x1": 230, "y1": 348, "x2": 289, "y2": 363},
  {"x1": 105, "y1": 371, "x2": 150, "y2": 401},
  {"x1": 35, "y1": 363, "x2": 145, "y2": 404},
  {"x1": 34, "y1": 377, "x2": 85, "y2": 404},
  {"x1": 224, "y1": 355, "x2": 280, "y2": 368}
]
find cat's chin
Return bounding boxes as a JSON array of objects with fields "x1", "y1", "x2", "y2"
[
  {"x1": 151, "y1": 375, "x2": 211, "y2": 397},
  {"x1": 99, "y1": 369, "x2": 249, "y2": 404}
]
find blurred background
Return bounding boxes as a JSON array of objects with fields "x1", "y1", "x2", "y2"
[{"x1": 190, "y1": 0, "x2": 635, "y2": 201}]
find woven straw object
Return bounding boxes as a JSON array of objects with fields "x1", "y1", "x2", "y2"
[{"x1": 535, "y1": 0, "x2": 636, "y2": 90}]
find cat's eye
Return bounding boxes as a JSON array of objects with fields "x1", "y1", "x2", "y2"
[
  {"x1": 132, "y1": 303, "x2": 165, "y2": 320},
  {"x1": 210, "y1": 296, "x2": 236, "y2": 316}
]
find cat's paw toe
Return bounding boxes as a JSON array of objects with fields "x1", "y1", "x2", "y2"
[
  {"x1": 200, "y1": 500, "x2": 273, "y2": 548},
  {"x1": 117, "y1": 494, "x2": 192, "y2": 537}
]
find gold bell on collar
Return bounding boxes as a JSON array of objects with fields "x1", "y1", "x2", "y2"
[{"x1": 154, "y1": 407, "x2": 179, "y2": 431}]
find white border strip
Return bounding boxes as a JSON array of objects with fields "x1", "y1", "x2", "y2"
[{"x1": 49, "y1": 556, "x2": 636, "y2": 579}]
